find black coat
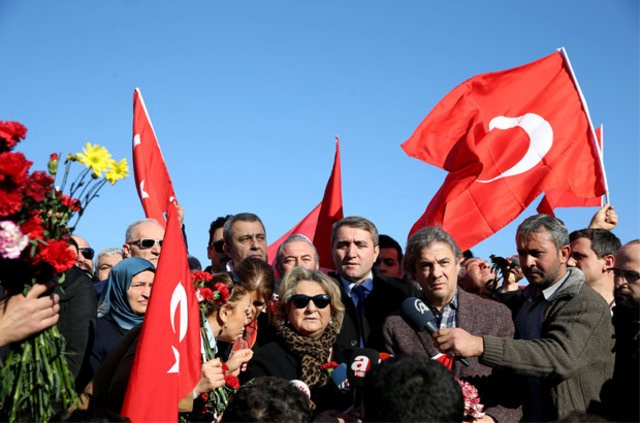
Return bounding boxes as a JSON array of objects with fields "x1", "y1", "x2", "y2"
[
  {"x1": 56, "y1": 266, "x2": 97, "y2": 392},
  {"x1": 330, "y1": 269, "x2": 417, "y2": 364}
]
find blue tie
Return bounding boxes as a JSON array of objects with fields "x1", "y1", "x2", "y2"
[{"x1": 352, "y1": 284, "x2": 367, "y2": 312}]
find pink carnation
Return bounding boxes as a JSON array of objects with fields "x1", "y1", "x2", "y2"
[{"x1": 0, "y1": 220, "x2": 29, "y2": 259}]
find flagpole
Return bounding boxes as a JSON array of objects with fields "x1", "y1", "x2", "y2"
[{"x1": 557, "y1": 47, "x2": 611, "y2": 205}]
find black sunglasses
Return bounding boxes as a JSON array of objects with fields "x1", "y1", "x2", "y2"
[
  {"x1": 130, "y1": 238, "x2": 163, "y2": 250},
  {"x1": 289, "y1": 294, "x2": 331, "y2": 309},
  {"x1": 79, "y1": 248, "x2": 95, "y2": 260},
  {"x1": 210, "y1": 239, "x2": 224, "y2": 254}
]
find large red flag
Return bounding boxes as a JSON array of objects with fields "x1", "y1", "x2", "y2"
[
  {"x1": 121, "y1": 202, "x2": 201, "y2": 422},
  {"x1": 402, "y1": 49, "x2": 606, "y2": 251},
  {"x1": 132, "y1": 88, "x2": 176, "y2": 227},
  {"x1": 536, "y1": 125, "x2": 604, "y2": 215},
  {"x1": 267, "y1": 137, "x2": 343, "y2": 271}
]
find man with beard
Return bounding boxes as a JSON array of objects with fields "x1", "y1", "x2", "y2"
[
  {"x1": 601, "y1": 239, "x2": 640, "y2": 422},
  {"x1": 432, "y1": 214, "x2": 614, "y2": 421}
]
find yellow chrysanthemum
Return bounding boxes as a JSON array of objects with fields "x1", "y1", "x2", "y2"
[
  {"x1": 76, "y1": 143, "x2": 112, "y2": 177},
  {"x1": 105, "y1": 158, "x2": 129, "y2": 184}
]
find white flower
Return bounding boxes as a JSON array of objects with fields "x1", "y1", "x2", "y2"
[{"x1": 0, "y1": 220, "x2": 29, "y2": 259}]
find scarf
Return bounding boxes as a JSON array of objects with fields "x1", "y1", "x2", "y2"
[
  {"x1": 98, "y1": 257, "x2": 155, "y2": 330},
  {"x1": 277, "y1": 322, "x2": 338, "y2": 389}
]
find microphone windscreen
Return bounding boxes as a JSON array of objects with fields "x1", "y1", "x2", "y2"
[
  {"x1": 399, "y1": 297, "x2": 437, "y2": 333},
  {"x1": 289, "y1": 379, "x2": 311, "y2": 400},
  {"x1": 330, "y1": 363, "x2": 350, "y2": 393},
  {"x1": 347, "y1": 347, "x2": 380, "y2": 390}
]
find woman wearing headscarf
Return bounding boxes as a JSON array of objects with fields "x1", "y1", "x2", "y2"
[
  {"x1": 242, "y1": 267, "x2": 349, "y2": 415},
  {"x1": 89, "y1": 257, "x2": 155, "y2": 377}
]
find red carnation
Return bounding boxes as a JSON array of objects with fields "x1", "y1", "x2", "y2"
[
  {"x1": 224, "y1": 375, "x2": 240, "y2": 390},
  {"x1": 199, "y1": 287, "x2": 214, "y2": 301},
  {"x1": 0, "y1": 152, "x2": 32, "y2": 184},
  {"x1": 221, "y1": 362, "x2": 229, "y2": 374},
  {"x1": 0, "y1": 121, "x2": 27, "y2": 150},
  {"x1": 37, "y1": 239, "x2": 76, "y2": 274},
  {"x1": 59, "y1": 194, "x2": 81, "y2": 212},
  {"x1": 25, "y1": 171, "x2": 54, "y2": 202},
  {"x1": 0, "y1": 187, "x2": 24, "y2": 217},
  {"x1": 20, "y1": 215, "x2": 44, "y2": 241},
  {"x1": 214, "y1": 282, "x2": 230, "y2": 303},
  {"x1": 192, "y1": 270, "x2": 214, "y2": 285}
]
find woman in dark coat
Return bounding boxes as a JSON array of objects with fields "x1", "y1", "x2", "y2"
[
  {"x1": 243, "y1": 267, "x2": 349, "y2": 415},
  {"x1": 88, "y1": 257, "x2": 155, "y2": 376}
]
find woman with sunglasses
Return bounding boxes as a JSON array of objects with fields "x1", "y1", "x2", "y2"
[
  {"x1": 242, "y1": 267, "x2": 348, "y2": 414},
  {"x1": 88, "y1": 257, "x2": 155, "y2": 378}
]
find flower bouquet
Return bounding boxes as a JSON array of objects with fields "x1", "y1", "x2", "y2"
[
  {"x1": 0, "y1": 121, "x2": 128, "y2": 421},
  {"x1": 192, "y1": 270, "x2": 241, "y2": 418},
  {"x1": 456, "y1": 378, "x2": 486, "y2": 421}
]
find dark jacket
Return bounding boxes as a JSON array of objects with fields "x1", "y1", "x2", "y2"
[
  {"x1": 330, "y1": 269, "x2": 417, "y2": 364},
  {"x1": 57, "y1": 266, "x2": 97, "y2": 391},
  {"x1": 243, "y1": 339, "x2": 351, "y2": 414},
  {"x1": 383, "y1": 288, "x2": 522, "y2": 423},
  {"x1": 89, "y1": 314, "x2": 128, "y2": 377},
  {"x1": 482, "y1": 268, "x2": 615, "y2": 421}
]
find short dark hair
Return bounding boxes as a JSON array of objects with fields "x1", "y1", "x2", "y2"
[
  {"x1": 378, "y1": 234, "x2": 403, "y2": 263},
  {"x1": 363, "y1": 355, "x2": 464, "y2": 422},
  {"x1": 234, "y1": 257, "x2": 275, "y2": 304},
  {"x1": 569, "y1": 228, "x2": 622, "y2": 258},
  {"x1": 330, "y1": 216, "x2": 379, "y2": 248},
  {"x1": 208, "y1": 215, "x2": 231, "y2": 247},
  {"x1": 222, "y1": 377, "x2": 313, "y2": 422},
  {"x1": 223, "y1": 212, "x2": 266, "y2": 245}
]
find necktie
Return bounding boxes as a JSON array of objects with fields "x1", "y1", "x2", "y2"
[{"x1": 352, "y1": 284, "x2": 367, "y2": 347}]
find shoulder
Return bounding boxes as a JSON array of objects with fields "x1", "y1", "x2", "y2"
[
  {"x1": 372, "y1": 271, "x2": 417, "y2": 297},
  {"x1": 459, "y1": 289, "x2": 511, "y2": 316}
]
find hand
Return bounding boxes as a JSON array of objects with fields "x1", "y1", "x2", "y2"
[
  {"x1": 193, "y1": 358, "x2": 225, "y2": 395},
  {"x1": 0, "y1": 283, "x2": 60, "y2": 347},
  {"x1": 589, "y1": 204, "x2": 618, "y2": 230},
  {"x1": 225, "y1": 348, "x2": 253, "y2": 375},
  {"x1": 176, "y1": 201, "x2": 185, "y2": 226},
  {"x1": 432, "y1": 328, "x2": 484, "y2": 358}
]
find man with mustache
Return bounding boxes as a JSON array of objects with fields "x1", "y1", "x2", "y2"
[{"x1": 433, "y1": 214, "x2": 614, "y2": 421}]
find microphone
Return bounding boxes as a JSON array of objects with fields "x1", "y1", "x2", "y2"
[
  {"x1": 347, "y1": 347, "x2": 380, "y2": 390},
  {"x1": 290, "y1": 379, "x2": 311, "y2": 400},
  {"x1": 399, "y1": 297, "x2": 470, "y2": 367},
  {"x1": 329, "y1": 363, "x2": 350, "y2": 393}
]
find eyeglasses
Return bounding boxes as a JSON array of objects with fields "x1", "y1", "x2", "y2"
[
  {"x1": 613, "y1": 268, "x2": 640, "y2": 283},
  {"x1": 289, "y1": 294, "x2": 331, "y2": 309},
  {"x1": 129, "y1": 238, "x2": 163, "y2": 250},
  {"x1": 209, "y1": 239, "x2": 224, "y2": 254},
  {"x1": 78, "y1": 248, "x2": 95, "y2": 260}
]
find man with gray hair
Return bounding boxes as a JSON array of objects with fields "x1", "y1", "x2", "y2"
[
  {"x1": 433, "y1": 214, "x2": 614, "y2": 421},
  {"x1": 122, "y1": 218, "x2": 165, "y2": 267},
  {"x1": 275, "y1": 233, "x2": 319, "y2": 277}
]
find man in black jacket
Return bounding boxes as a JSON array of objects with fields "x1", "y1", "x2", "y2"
[{"x1": 329, "y1": 216, "x2": 416, "y2": 363}]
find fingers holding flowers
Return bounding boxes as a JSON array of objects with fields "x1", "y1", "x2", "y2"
[{"x1": 194, "y1": 358, "x2": 225, "y2": 395}]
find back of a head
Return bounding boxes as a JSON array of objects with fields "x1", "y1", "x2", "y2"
[
  {"x1": 221, "y1": 377, "x2": 312, "y2": 422},
  {"x1": 363, "y1": 355, "x2": 464, "y2": 423}
]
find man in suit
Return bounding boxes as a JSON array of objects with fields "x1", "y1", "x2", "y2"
[
  {"x1": 382, "y1": 226, "x2": 521, "y2": 423},
  {"x1": 329, "y1": 216, "x2": 415, "y2": 363}
]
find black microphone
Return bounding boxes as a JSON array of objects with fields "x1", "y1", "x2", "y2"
[
  {"x1": 399, "y1": 297, "x2": 470, "y2": 367},
  {"x1": 347, "y1": 347, "x2": 380, "y2": 390}
]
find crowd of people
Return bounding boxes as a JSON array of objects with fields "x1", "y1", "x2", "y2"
[{"x1": 0, "y1": 204, "x2": 638, "y2": 422}]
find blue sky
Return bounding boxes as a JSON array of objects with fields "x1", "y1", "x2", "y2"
[{"x1": 1, "y1": 1, "x2": 638, "y2": 268}]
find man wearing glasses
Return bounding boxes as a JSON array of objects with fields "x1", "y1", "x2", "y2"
[
  {"x1": 122, "y1": 219, "x2": 165, "y2": 267},
  {"x1": 71, "y1": 234, "x2": 96, "y2": 277},
  {"x1": 602, "y1": 239, "x2": 640, "y2": 422},
  {"x1": 205, "y1": 215, "x2": 231, "y2": 273}
]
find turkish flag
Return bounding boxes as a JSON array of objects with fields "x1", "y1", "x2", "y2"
[
  {"x1": 537, "y1": 125, "x2": 604, "y2": 215},
  {"x1": 402, "y1": 50, "x2": 606, "y2": 251},
  {"x1": 121, "y1": 202, "x2": 201, "y2": 422},
  {"x1": 132, "y1": 88, "x2": 176, "y2": 227},
  {"x1": 267, "y1": 137, "x2": 343, "y2": 273}
]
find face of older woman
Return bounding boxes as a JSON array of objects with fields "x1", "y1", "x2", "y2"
[
  {"x1": 127, "y1": 270, "x2": 155, "y2": 314},
  {"x1": 287, "y1": 280, "x2": 332, "y2": 338},
  {"x1": 219, "y1": 292, "x2": 252, "y2": 343}
]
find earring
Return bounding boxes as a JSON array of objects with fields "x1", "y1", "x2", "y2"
[{"x1": 223, "y1": 323, "x2": 228, "y2": 329}]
